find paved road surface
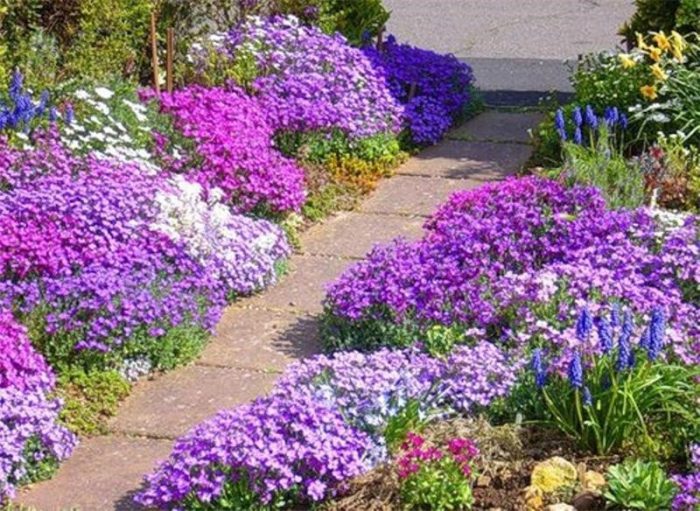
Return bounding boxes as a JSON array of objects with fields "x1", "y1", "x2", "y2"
[{"x1": 383, "y1": 0, "x2": 635, "y2": 102}]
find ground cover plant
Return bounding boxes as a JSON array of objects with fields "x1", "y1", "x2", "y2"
[{"x1": 137, "y1": 177, "x2": 700, "y2": 510}]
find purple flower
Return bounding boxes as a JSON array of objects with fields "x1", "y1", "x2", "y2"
[
  {"x1": 531, "y1": 348, "x2": 548, "y2": 388},
  {"x1": 576, "y1": 307, "x2": 593, "y2": 341},
  {"x1": 597, "y1": 316, "x2": 613, "y2": 354},
  {"x1": 572, "y1": 107, "x2": 583, "y2": 128},
  {"x1": 568, "y1": 351, "x2": 584, "y2": 388}
]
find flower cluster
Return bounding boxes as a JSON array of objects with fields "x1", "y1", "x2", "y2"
[
  {"x1": 397, "y1": 432, "x2": 479, "y2": 479},
  {"x1": 0, "y1": 312, "x2": 76, "y2": 503},
  {"x1": 135, "y1": 394, "x2": 372, "y2": 508},
  {"x1": 673, "y1": 444, "x2": 700, "y2": 511},
  {"x1": 221, "y1": 16, "x2": 404, "y2": 139},
  {"x1": 158, "y1": 85, "x2": 305, "y2": 215},
  {"x1": 363, "y1": 36, "x2": 474, "y2": 144},
  {"x1": 323, "y1": 177, "x2": 699, "y2": 365},
  {"x1": 555, "y1": 104, "x2": 629, "y2": 144},
  {"x1": 0, "y1": 71, "x2": 62, "y2": 133},
  {"x1": 0, "y1": 131, "x2": 288, "y2": 358}
]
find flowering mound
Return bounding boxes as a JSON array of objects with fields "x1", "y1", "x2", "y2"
[
  {"x1": 212, "y1": 16, "x2": 403, "y2": 139},
  {"x1": 323, "y1": 177, "x2": 700, "y2": 365},
  {"x1": 363, "y1": 36, "x2": 474, "y2": 144},
  {"x1": 0, "y1": 312, "x2": 76, "y2": 502},
  {"x1": 136, "y1": 394, "x2": 372, "y2": 509},
  {"x1": 158, "y1": 85, "x2": 305, "y2": 215},
  {"x1": 138, "y1": 343, "x2": 518, "y2": 509},
  {"x1": 0, "y1": 131, "x2": 289, "y2": 359}
]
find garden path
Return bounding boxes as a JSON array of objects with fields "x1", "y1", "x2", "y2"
[{"x1": 17, "y1": 110, "x2": 541, "y2": 510}]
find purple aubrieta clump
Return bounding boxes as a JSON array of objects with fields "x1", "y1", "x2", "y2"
[
  {"x1": 672, "y1": 444, "x2": 700, "y2": 510},
  {"x1": 222, "y1": 16, "x2": 403, "y2": 139},
  {"x1": 158, "y1": 85, "x2": 306, "y2": 215},
  {"x1": 0, "y1": 312, "x2": 76, "y2": 502},
  {"x1": 135, "y1": 394, "x2": 373, "y2": 509},
  {"x1": 363, "y1": 35, "x2": 473, "y2": 144},
  {"x1": 323, "y1": 177, "x2": 700, "y2": 364}
]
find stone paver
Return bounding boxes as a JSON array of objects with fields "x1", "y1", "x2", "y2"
[
  {"x1": 360, "y1": 175, "x2": 480, "y2": 216},
  {"x1": 301, "y1": 211, "x2": 425, "y2": 258},
  {"x1": 17, "y1": 111, "x2": 541, "y2": 510},
  {"x1": 448, "y1": 111, "x2": 544, "y2": 143},
  {"x1": 398, "y1": 140, "x2": 531, "y2": 179},
  {"x1": 110, "y1": 365, "x2": 277, "y2": 438},
  {"x1": 18, "y1": 436, "x2": 172, "y2": 511},
  {"x1": 199, "y1": 308, "x2": 321, "y2": 371},
  {"x1": 244, "y1": 254, "x2": 352, "y2": 313}
]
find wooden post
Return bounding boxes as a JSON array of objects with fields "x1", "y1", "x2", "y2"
[
  {"x1": 166, "y1": 27, "x2": 174, "y2": 93},
  {"x1": 150, "y1": 12, "x2": 160, "y2": 95},
  {"x1": 376, "y1": 26, "x2": 385, "y2": 52}
]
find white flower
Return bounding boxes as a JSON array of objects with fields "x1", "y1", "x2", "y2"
[
  {"x1": 94, "y1": 87, "x2": 115, "y2": 99},
  {"x1": 74, "y1": 89, "x2": 91, "y2": 100},
  {"x1": 93, "y1": 103, "x2": 110, "y2": 116}
]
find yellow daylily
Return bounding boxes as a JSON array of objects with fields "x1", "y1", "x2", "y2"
[
  {"x1": 647, "y1": 46, "x2": 663, "y2": 62},
  {"x1": 636, "y1": 32, "x2": 649, "y2": 50},
  {"x1": 652, "y1": 31, "x2": 672, "y2": 52},
  {"x1": 641, "y1": 84, "x2": 658, "y2": 101},
  {"x1": 619, "y1": 53, "x2": 636, "y2": 69},
  {"x1": 670, "y1": 30, "x2": 687, "y2": 61},
  {"x1": 651, "y1": 63, "x2": 668, "y2": 81}
]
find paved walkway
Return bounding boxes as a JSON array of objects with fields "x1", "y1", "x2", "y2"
[{"x1": 17, "y1": 111, "x2": 541, "y2": 510}]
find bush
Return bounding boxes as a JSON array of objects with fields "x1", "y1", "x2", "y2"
[
  {"x1": 323, "y1": 177, "x2": 700, "y2": 364},
  {"x1": 604, "y1": 460, "x2": 677, "y2": 510},
  {"x1": 620, "y1": 0, "x2": 700, "y2": 45},
  {"x1": 0, "y1": 311, "x2": 76, "y2": 503}
]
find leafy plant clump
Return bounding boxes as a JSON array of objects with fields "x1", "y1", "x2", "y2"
[{"x1": 604, "y1": 459, "x2": 677, "y2": 510}]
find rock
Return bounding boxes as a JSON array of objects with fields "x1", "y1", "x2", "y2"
[
  {"x1": 476, "y1": 475, "x2": 492, "y2": 487},
  {"x1": 572, "y1": 490, "x2": 606, "y2": 511},
  {"x1": 545, "y1": 505, "x2": 576, "y2": 511},
  {"x1": 531, "y1": 457, "x2": 578, "y2": 494},
  {"x1": 582, "y1": 470, "x2": 606, "y2": 491},
  {"x1": 523, "y1": 485, "x2": 544, "y2": 511}
]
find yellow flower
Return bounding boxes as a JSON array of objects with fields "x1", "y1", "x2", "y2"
[
  {"x1": 619, "y1": 53, "x2": 636, "y2": 69},
  {"x1": 636, "y1": 32, "x2": 649, "y2": 50},
  {"x1": 670, "y1": 30, "x2": 687, "y2": 61},
  {"x1": 651, "y1": 63, "x2": 668, "y2": 81},
  {"x1": 647, "y1": 46, "x2": 663, "y2": 62},
  {"x1": 641, "y1": 84, "x2": 658, "y2": 101},
  {"x1": 652, "y1": 31, "x2": 672, "y2": 52}
]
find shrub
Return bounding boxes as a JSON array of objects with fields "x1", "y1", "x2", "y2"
[
  {"x1": 0, "y1": 311, "x2": 76, "y2": 503},
  {"x1": 323, "y1": 177, "x2": 700, "y2": 364},
  {"x1": 189, "y1": 16, "x2": 403, "y2": 140},
  {"x1": 135, "y1": 394, "x2": 373, "y2": 509},
  {"x1": 362, "y1": 35, "x2": 475, "y2": 145},
  {"x1": 604, "y1": 460, "x2": 677, "y2": 510},
  {"x1": 620, "y1": 0, "x2": 700, "y2": 45},
  {"x1": 397, "y1": 432, "x2": 479, "y2": 511},
  {"x1": 157, "y1": 85, "x2": 306, "y2": 216}
]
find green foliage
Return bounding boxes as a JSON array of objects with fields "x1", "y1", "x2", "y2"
[
  {"x1": 556, "y1": 130, "x2": 646, "y2": 210},
  {"x1": 321, "y1": 309, "x2": 419, "y2": 352},
  {"x1": 400, "y1": 453, "x2": 475, "y2": 511},
  {"x1": 534, "y1": 354, "x2": 700, "y2": 457},
  {"x1": 56, "y1": 369, "x2": 130, "y2": 436},
  {"x1": 604, "y1": 459, "x2": 677, "y2": 510},
  {"x1": 184, "y1": 471, "x2": 295, "y2": 511},
  {"x1": 18, "y1": 437, "x2": 60, "y2": 487},
  {"x1": 423, "y1": 325, "x2": 463, "y2": 358},
  {"x1": 384, "y1": 400, "x2": 425, "y2": 453}
]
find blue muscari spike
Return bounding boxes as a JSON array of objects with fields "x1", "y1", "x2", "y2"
[
  {"x1": 639, "y1": 326, "x2": 651, "y2": 349},
  {"x1": 531, "y1": 349, "x2": 547, "y2": 388},
  {"x1": 616, "y1": 310, "x2": 633, "y2": 372},
  {"x1": 647, "y1": 308, "x2": 665, "y2": 361},
  {"x1": 574, "y1": 127, "x2": 583, "y2": 145},
  {"x1": 597, "y1": 316, "x2": 613, "y2": 354},
  {"x1": 65, "y1": 104, "x2": 74, "y2": 124},
  {"x1": 583, "y1": 386, "x2": 593, "y2": 406},
  {"x1": 36, "y1": 90, "x2": 49, "y2": 116},
  {"x1": 585, "y1": 105, "x2": 598, "y2": 129},
  {"x1": 604, "y1": 106, "x2": 619, "y2": 127},
  {"x1": 555, "y1": 109, "x2": 566, "y2": 130},
  {"x1": 572, "y1": 107, "x2": 583, "y2": 128},
  {"x1": 576, "y1": 307, "x2": 593, "y2": 341},
  {"x1": 9, "y1": 70, "x2": 23, "y2": 101},
  {"x1": 610, "y1": 304, "x2": 621, "y2": 328},
  {"x1": 568, "y1": 352, "x2": 584, "y2": 389},
  {"x1": 620, "y1": 114, "x2": 629, "y2": 129},
  {"x1": 48, "y1": 107, "x2": 57, "y2": 122}
]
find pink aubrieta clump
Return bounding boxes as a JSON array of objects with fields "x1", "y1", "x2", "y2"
[
  {"x1": 224, "y1": 16, "x2": 403, "y2": 139},
  {"x1": 323, "y1": 177, "x2": 699, "y2": 364},
  {"x1": 362, "y1": 36, "x2": 474, "y2": 144},
  {"x1": 135, "y1": 394, "x2": 372, "y2": 509},
  {"x1": 0, "y1": 312, "x2": 76, "y2": 503},
  {"x1": 158, "y1": 85, "x2": 305, "y2": 215}
]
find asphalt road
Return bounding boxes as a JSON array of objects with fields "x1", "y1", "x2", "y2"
[{"x1": 382, "y1": 0, "x2": 636, "y2": 104}]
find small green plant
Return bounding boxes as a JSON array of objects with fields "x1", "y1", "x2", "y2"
[
  {"x1": 56, "y1": 368, "x2": 131, "y2": 436},
  {"x1": 423, "y1": 325, "x2": 463, "y2": 357},
  {"x1": 397, "y1": 432, "x2": 479, "y2": 511},
  {"x1": 604, "y1": 459, "x2": 677, "y2": 510}
]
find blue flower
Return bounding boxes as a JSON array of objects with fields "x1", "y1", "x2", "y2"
[
  {"x1": 647, "y1": 307, "x2": 665, "y2": 361},
  {"x1": 610, "y1": 303, "x2": 621, "y2": 328},
  {"x1": 597, "y1": 316, "x2": 613, "y2": 354},
  {"x1": 616, "y1": 310, "x2": 634, "y2": 372},
  {"x1": 585, "y1": 105, "x2": 598, "y2": 129},
  {"x1": 572, "y1": 107, "x2": 583, "y2": 127},
  {"x1": 574, "y1": 127, "x2": 583, "y2": 145},
  {"x1": 604, "y1": 106, "x2": 619, "y2": 127},
  {"x1": 555, "y1": 109, "x2": 567, "y2": 141},
  {"x1": 582, "y1": 386, "x2": 593, "y2": 406},
  {"x1": 576, "y1": 307, "x2": 593, "y2": 341},
  {"x1": 620, "y1": 114, "x2": 629, "y2": 129},
  {"x1": 568, "y1": 352, "x2": 584, "y2": 389},
  {"x1": 531, "y1": 348, "x2": 547, "y2": 388}
]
